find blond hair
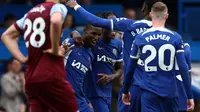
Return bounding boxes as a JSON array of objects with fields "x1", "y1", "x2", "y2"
[{"x1": 151, "y1": 2, "x2": 168, "y2": 19}]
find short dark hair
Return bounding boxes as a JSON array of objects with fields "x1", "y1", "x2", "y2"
[
  {"x1": 98, "y1": 12, "x2": 117, "y2": 19},
  {"x1": 142, "y1": 0, "x2": 162, "y2": 13}
]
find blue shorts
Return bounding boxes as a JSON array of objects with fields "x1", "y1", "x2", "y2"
[
  {"x1": 117, "y1": 85, "x2": 142, "y2": 112},
  {"x1": 89, "y1": 97, "x2": 111, "y2": 112},
  {"x1": 176, "y1": 78, "x2": 187, "y2": 111},
  {"x1": 141, "y1": 90, "x2": 178, "y2": 112}
]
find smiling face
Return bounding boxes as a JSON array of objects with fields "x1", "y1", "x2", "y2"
[{"x1": 83, "y1": 25, "x2": 102, "y2": 47}]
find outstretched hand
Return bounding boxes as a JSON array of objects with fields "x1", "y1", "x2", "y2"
[
  {"x1": 187, "y1": 99, "x2": 195, "y2": 112},
  {"x1": 71, "y1": 30, "x2": 83, "y2": 47},
  {"x1": 66, "y1": 0, "x2": 78, "y2": 8},
  {"x1": 97, "y1": 74, "x2": 114, "y2": 85}
]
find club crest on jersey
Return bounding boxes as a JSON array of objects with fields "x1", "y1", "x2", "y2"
[{"x1": 113, "y1": 49, "x2": 117, "y2": 57}]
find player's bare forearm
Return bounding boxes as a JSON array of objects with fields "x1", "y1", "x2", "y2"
[
  {"x1": 112, "y1": 62, "x2": 123, "y2": 79},
  {"x1": 50, "y1": 12, "x2": 63, "y2": 55},
  {"x1": 1, "y1": 25, "x2": 26, "y2": 63}
]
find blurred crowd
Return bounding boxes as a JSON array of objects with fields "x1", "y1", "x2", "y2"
[{"x1": 0, "y1": 59, "x2": 28, "y2": 112}]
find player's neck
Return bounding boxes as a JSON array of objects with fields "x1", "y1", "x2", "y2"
[
  {"x1": 143, "y1": 15, "x2": 151, "y2": 20},
  {"x1": 152, "y1": 19, "x2": 166, "y2": 28},
  {"x1": 102, "y1": 35, "x2": 111, "y2": 43}
]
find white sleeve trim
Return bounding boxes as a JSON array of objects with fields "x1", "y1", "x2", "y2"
[
  {"x1": 16, "y1": 14, "x2": 27, "y2": 30},
  {"x1": 74, "y1": 4, "x2": 81, "y2": 11},
  {"x1": 176, "y1": 50, "x2": 184, "y2": 53},
  {"x1": 184, "y1": 43, "x2": 190, "y2": 47},
  {"x1": 116, "y1": 59, "x2": 123, "y2": 62},
  {"x1": 50, "y1": 3, "x2": 68, "y2": 24},
  {"x1": 110, "y1": 19, "x2": 114, "y2": 31},
  {"x1": 130, "y1": 55, "x2": 139, "y2": 59}
]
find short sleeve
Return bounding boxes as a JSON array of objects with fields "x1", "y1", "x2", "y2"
[
  {"x1": 116, "y1": 40, "x2": 123, "y2": 62},
  {"x1": 14, "y1": 14, "x2": 27, "y2": 31},
  {"x1": 50, "y1": 3, "x2": 68, "y2": 24},
  {"x1": 175, "y1": 33, "x2": 184, "y2": 53},
  {"x1": 111, "y1": 18, "x2": 135, "y2": 32},
  {"x1": 130, "y1": 40, "x2": 140, "y2": 59}
]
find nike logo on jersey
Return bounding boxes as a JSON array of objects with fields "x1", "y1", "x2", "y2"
[{"x1": 98, "y1": 47, "x2": 104, "y2": 50}]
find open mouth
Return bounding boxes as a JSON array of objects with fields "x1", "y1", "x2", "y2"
[{"x1": 92, "y1": 39, "x2": 97, "y2": 45}]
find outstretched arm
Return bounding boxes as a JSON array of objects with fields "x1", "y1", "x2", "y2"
[
  {"x1": 66, "y1": 0, "x2": 133, "y2": 31},
  {"x1": 66, "y1": 0, "x2": 111, "y2": 29}
]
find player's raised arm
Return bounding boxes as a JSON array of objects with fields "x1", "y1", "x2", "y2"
[
  {"x1": 175, "y1": 35, "x2": 194, "y2": 111},
  {"x1": 1, "y1": 16, "x2": 27, "y2": 63},
  {"x1": 66, "y1": 0, "x2": 134, "y2": 31},
  {"x1": 50, "y1": 4, "x2": 67, "y2": 55}
]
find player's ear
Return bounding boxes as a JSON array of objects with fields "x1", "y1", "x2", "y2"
[
  {"x1": 165, "y1": 13, "x2": 169, "y2": 20},
  {"x1": 149, "y1": 12, "x2": 153, "y2": 19}
]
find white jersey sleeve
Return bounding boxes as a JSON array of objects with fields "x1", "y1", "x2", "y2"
[
  {"x1": 15, "y1": 14, "x2": 27, "y2": 30},
  {"x1": 50, "y1": 3, "x2": 68, "y2": 24}
]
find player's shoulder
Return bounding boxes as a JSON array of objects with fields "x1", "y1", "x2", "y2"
[
  {"x1": 141, "y1": 27, "x2": 174, "y2": 36},
  {"x1": 112, "y1": 38, "x2": 122, "y2": 46},
  {"x1": 133, "y1": 19, "x2": 152, "y2": 27},
  {"x1": 184, "y1": 43, "x2": 190, "y2": 47},
  {"x1": 109, "y1": 38, "x2": 122, "y2": 50},
  {"x1": 112, "y1": 37, "x2": 122, "y2": 43},
  {"x1": 51, "y1": 3, "x2": 67, "y2": 12},
  {"x1": 52, "y1": 3, "x2": 66, "y2": 8},
  {"x1": 184, "y1": 43, "x2": 191, "y2": 51}
]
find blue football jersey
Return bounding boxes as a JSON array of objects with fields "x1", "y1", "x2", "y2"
[
  {"x1": 112, "y1": 19, "x2": 152, "y2": 66},
  {"x1": 113, "y1": 19, "x2": 152, "y2": 87},
  {"x1": 130, "y1": 27, "x2": 184, "y2": 98},
  {"x1": 175, "y1": 43, "x2": 191, "y2": 111},
  {"x1": 84, "y1": 37, "x2": 123, "y2": 98},
  {"x1": 63, "y1": 38, "x2": 94, "y2": 111}
]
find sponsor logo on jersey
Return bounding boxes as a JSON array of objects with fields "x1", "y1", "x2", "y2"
[
  {"x1": 71, "y1": 60, "x2": 88, "y2": 74},
  {"x1": 97, "y1": 55, "x2": 116, "y2": 65},
  {"x1": 30, "y1": 5, "x2": 46, "y2": 13}
]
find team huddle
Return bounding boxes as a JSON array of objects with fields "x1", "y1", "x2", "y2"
[{"x1": 0, "y1": 0, "x2": 195, "y2": 112}]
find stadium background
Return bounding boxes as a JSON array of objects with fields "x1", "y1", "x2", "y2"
[{"x1": 0, "y1": 0, "x2": 200, "y2": 112}]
